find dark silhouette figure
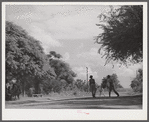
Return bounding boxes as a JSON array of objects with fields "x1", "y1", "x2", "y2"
[
  {"x1": 6, "y1": 82, "x2": 12, "y2": 101},
  {"x1": 5, "y1": 79, "x2": 21, "y2": 101},
  {"x1": 89, "y1": 75, "x2": 96, "y2": 98},
  {"x1": 107, "y1": 75, "x2": 119, "y2": 97},
  {"x1": 10, "y1": 83, "x2": 21, "y2": 100}
]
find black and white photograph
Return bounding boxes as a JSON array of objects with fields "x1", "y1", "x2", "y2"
[{"x1": 2, "y1": 2, "x2": 148, "y2": 120}]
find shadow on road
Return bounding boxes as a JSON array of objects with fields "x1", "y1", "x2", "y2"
[
  {"x1": 6, "y1": 95, "x2": 142, "y2": 109},
  {"x1": 45, "y1": 95, "x2": 142, "y2": 109}
]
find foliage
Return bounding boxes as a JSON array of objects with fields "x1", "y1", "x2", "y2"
[
  {"x1": 48, "y1": 52, "x2": 77, "y2": 84},
  {"x1": 6, "y1": 21, "x2": 77, "y2": 95},
  {"x1": 42, "y1": 79, "x2": 71, "y2": 94},
  {"x1": 74, "y1": 79, "x2": 88, "y2": 92},
  {"x1": 42, "y1": 51, "x2": 77, "y2": 94},
  {"x1": 47, "y1": 51, "x2": 62, "y2": 59},
  {"x1": 111, "y1": 74, "x2": 123, "y2": 89},
  {"x1": 130, "y1": 68, "x2": 142, "y2": 92},
  {"x1": 101, "y1": 77, "x2": 108, "y2": 89},
  {"x1": 95, "y1": 5, "x2": 143, "y2": 65},
  {"x1": 101, "y1": 74, "x2": 123, "y2": 89},
  {"x1": 6, "y1": 21, "x2": 55, "y2": 94}
]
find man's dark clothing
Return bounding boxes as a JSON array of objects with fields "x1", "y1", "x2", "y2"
[
  {"x1": 6, "y1": 85, "x2": 12, "y2": 101},
  {"x1": 89, "y1": 78, "x2": 96, "y2": 97}
]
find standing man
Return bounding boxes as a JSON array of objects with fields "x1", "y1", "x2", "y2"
[
  {"x1": 89, "y1": 75, "x2": 96, "y2": 98},
  {"x1": 107, "y1": 75, "x2": 119, "y2": 97},
  {"x1": 6, "y1": 82, "x2": 11, "y2": 101},
  {"x1": 10, "y1": 78, "x2": 21, "y2": 100}
]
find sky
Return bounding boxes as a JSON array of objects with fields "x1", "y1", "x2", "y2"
[{"x1": 5, "y1": 4, "x2": 143, "y2": 88}]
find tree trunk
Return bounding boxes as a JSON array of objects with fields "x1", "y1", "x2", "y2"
[
  {"x1": 22, "y1": 82, "x2": 25, "y2": 97},
  {"x1": 34, "y1": 79, "x2": 40, "y2": 94}
]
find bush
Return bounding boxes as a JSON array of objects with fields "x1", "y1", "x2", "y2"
[
  {"x1": 73, "y1": 91, "x2": 77, "y2": 96},
  {"x1": 130, "y1": 68, "x2": 142, "y2": 93}
]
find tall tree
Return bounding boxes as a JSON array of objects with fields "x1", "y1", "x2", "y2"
[
  {"x1": 6, "y1": 21, "x2": 55, "y2": 95},
  {"x1": 95, "y1": 5, "x2": 143, "y2": 65},
  {"x1": 110, "y1": 74, "x2": 123, "y2": 89},
  {"x1": 47, "y1": 51, "x2": 77, "y2": 84}
]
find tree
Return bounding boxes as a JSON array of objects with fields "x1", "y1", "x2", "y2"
[
  {"x1": 39, "y1": 52, "x2": 77, "y2": 94},
  {"x1": 6, "y1": 21, "x2": 55, "y2": 95},
  {"x1": 48, "y1": 52, "x2": 77, "y2": 84},
  {"x1": 74, "y1": 79, "x2": 86, "y2": 91},
  {"x1": 47, "y1": 51, "x2": 62, "y2": 59},
  {"x1": 130, "y1": 68, "x2": 142, "y2": 92},
  {"x1": 101, "y1": 74, "x2": 123, "y2": 89},
  {"x1": 95, "y1": 5, "x2": 143, "y2": 65},
  {"x1": 111, "y1": 74, "x2": 123, "y2": 89}
]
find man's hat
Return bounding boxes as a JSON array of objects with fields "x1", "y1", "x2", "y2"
[{"x1": 90, "y1": 75, "x2": 93, "y2": 78}]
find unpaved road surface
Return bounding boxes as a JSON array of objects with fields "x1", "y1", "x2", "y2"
[{"x1": 5, "y1": 95, "x2": 142, "y2": 109}]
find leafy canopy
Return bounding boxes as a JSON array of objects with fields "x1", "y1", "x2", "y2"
[
  {"x1": 95, "y1": 5, "x2": 143, "y2": 65},
  {"x1": 101, "y1": 74, "x2": 123, "y2": 89},
  {"x1": 6, "y1": 21, "x2": 55, "y2": 84},
  {"x1": 48, "y1": 51, "x2": 77, "y2": 84},
  {"x1": 130, "y1": 68, "x2": 142, "y2": 92}
]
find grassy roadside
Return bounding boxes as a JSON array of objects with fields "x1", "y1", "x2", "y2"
[{"x1": 6, "y1": 88, "x2": 142, "y2": 103}]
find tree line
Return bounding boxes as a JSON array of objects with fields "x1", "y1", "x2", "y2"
[
  {"x1": 6, "y1": 21, "x2": 78, "y2": 96},
  {"x1": 6, "y1": 5, "x2": 143, "y2": 96},
  {"x1": 5, "y1": 21, "x2": 123, "y2": 96}
]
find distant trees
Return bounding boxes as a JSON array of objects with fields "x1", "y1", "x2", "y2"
[
  {"x1": 95, "y1": 5, "x2": 143, "y2": 65},
  {"x1": 74, "y1": 79, "x2": 88, "y2": 92},
  {"x1": 40, "y1": 51, "x2": 77, "y2": 94},
  {"x1": 130, "y1": 68, "x2": 142, "y2": 92},
  {"x1": 110, "y1": 74, "x2": 123, "y2": 89},
  {"x1": 101, "y1": 77, "x2": 108, "y2": 89},
  {"x1": 101, "y1": 74, "x2": 123, "y2": 89}
]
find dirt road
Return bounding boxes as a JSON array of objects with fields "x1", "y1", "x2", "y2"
[{"x1": 5, "y1": 95, "x2": 142, "y2": 109}]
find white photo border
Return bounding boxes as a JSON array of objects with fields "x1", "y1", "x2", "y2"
[{"x1": 2, "y1": 2, "x2": 148, "y2": 120}]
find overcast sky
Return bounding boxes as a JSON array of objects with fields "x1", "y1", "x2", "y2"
[{"x1": 6, "y1": 4, "x2": 142, "y2": 88}]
